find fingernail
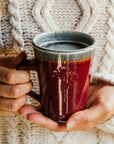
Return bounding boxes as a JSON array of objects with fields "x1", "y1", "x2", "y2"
[{"x1": 67, "y1": 121, "x2": 76, "y2": 129}]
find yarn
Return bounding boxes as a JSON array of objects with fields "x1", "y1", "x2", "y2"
[
  {"x1": 0, "y1": 0, "x2": 114, "y2": 143},
  {"x1": 8, "y1": 0, "x2": 24, "y2": 51}
]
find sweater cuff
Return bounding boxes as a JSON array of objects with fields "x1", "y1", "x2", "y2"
[
  {"x1": 91, "y1": 72, "x2": 114, "y2": 85},
  {"x1": 96, "y1": 116, "x2": 114, "y2": 134},
  {"x1": 91, "y1": 72, "x2": 114, "y2": 134}
]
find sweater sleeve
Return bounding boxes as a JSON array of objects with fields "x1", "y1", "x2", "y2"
[
  {"x1": 91, "y1": 72, "x2": 114, "y2": 85},
  {"x1": 91, "y1": 58, "x2": 114, "y2": 134},
  {"x1": 96, "y1": 116, "x2": 114, "y2": 134}
]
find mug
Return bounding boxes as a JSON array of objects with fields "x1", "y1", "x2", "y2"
[{"x1": 17, "y1": 31, "x2": 96, "y2": 123}]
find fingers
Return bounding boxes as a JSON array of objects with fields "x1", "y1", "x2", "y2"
[
  {"x1": 0, "y1": 109, "x2": 17, "y2": 115},
  {"x1": 0, "y1": 51, "x2": 31, "y2": 116},
  {"x1": 66, "y1": 102, "x2": 112, "y2": 131},
  {"x1": 19, "y1": 105, "x2": 67, "y2": 132},
  {"x1": 0, "y1": 51, "x2": 27, "y2": 68},
  {"x1": 19, "y1": 85, "x2": 114, "y2": 132},
  {"x1": 87, "y1": 83, "x2": 110, "y2": 108},
  {"x1": 19, "y1": 103, "x2": 105, "y2": 132},
  {"x1": 0, "y1": 81, "x2": 32, "y2": 98},
  {"x1": 18, "y1": 103, "x2": 111, "y2": 132},
  {"x1": 0, "y1": 67, "x2": 30, "y2": 84},
  {"x1": 0, "y1": 95, "x2": 27, "y2": 112},
  {"x1": 11, "y1": 51, "x2": 27, "y2": 68}
]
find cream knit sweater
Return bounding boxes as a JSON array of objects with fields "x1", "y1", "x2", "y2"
[{"x1": 0, "y1": 0, "x2": 114, "y2": 144}]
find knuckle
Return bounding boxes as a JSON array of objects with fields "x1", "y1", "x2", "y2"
[
  {"x1": 83, "y1": 112, "x2": 91, "y2": 123},
  {"x1": 104, "y1": 104, "x2": 112, "y2": 114},
  {"x1": 24, "y1": 72, "x2": 30, "y2": 82},
  {"x1": 10, "y1": 100, "x2": 19, "y2": 112},
  {"x1": 27, "y1": 72, "x2": 30, "y2": 80},
  {"x1": 9, "y1": 86, "x2": 19, "y2": 98},
  {"x1": 100, "y1": 99, "x2": 111, "y2": 113},
  {"x1": 6, "y1": 71, "x2": 15, "y2": 84},
  {"x1": 30, "y1": 81, "x2": 33, "y2": 88}
]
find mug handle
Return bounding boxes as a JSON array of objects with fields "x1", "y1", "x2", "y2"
[{"x1": 17, "y1": 59, "x2": 41, "y2": 103}]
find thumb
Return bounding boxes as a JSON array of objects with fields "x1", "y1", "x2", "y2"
[
  {"x1": 0, "y1": 51, "x2": 27, "y2": 68},
  {"x1": 66, "y1": 104, "x2": 104, "y2": 130}
]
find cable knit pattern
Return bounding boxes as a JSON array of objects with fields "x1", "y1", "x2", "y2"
[
  {"x1": 0, "y1": 0, "x2": 3, "y2": 50},
  {"x1": 5, "y1": 115, "x2": 21, "y2": 144},
  {"x1": 8, "y1": 0, "x2": 24, "y2": 51},
  {"x1": 0, "y1": 116, "x2": 6, "y2": 144},
  {"x1": 0, "y1": 0, "x2": 114, "y2": 144},
  {"x1": 20, "y1": 117, "x2": 32, "y2": 144},
  {"x1": 76, "y1": 0, "x2": 99, "y2": 32},
  {"x1": 82, "y1": 0, "x2": 99, "y2": 33},
  {"x1": 50, "y1": 0, "x2": 82, "y2": 31},
  {"x1": 32, "y1": 0, "x2": 56, "y2": 32},
  {"x1": 97, "y1": 0, "x2": 114, "y2": 73},
  {"x1": 91, "y1": 0, "x2": 114, "y2": 85},
  {"x1": 33, "y1": 0, "x2": 99, "y2": 32}
]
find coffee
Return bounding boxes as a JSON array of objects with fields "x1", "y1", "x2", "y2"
[{"x1": 41, "y1": 41, "x2": 89, "y2": 51}]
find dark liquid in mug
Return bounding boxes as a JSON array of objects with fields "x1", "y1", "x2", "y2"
[
  {"x1": 41, "y1": 41, "x2": 89, "y2": 51},
  {"x1": 36, "y1": 42, "x2": 93, "y2": 122}
]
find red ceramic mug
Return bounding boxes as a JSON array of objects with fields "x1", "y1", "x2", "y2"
[{"x1": 17, "y1": 31, "x2": 96, "y2": 123}]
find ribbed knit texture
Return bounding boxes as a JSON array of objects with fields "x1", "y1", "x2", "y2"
[{"x1": 0, "y1": 0, "x2": 114, "y2": 143}]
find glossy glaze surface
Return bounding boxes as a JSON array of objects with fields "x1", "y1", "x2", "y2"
[{"x1": 36, "y1": 54, "x2": 93, "y2": 122}]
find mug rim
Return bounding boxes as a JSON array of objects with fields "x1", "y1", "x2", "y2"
[{"x1": 32, "y1": 31, "x2": 96, "y2": 54}]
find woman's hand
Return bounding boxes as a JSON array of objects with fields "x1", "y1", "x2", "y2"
[
  {"x1": 0, "y1": 52, "x2": 32, "y2": 115},
  {"x1": 19, "y1": 83, "x2": 114, "y2": 132}
]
